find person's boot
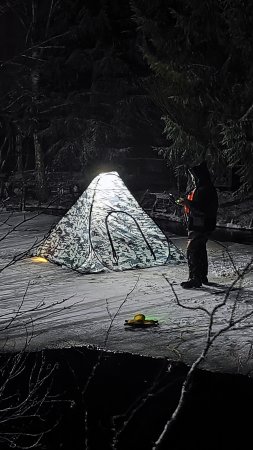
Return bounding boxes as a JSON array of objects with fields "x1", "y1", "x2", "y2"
[
  {"x1": 201, "y1": 276, "x2": 209, "y2": 285},
  {"x1": 181, "y1": 279, "x2": 202, "y2": 289}
]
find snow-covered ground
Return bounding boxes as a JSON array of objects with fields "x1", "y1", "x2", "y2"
[{"x1": 1, "y1": 211, "x2": 253, "y2": 376}]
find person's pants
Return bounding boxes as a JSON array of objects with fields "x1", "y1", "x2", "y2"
[{"x1": 186, "y1": 231, "x2": 210, "y2": 282}]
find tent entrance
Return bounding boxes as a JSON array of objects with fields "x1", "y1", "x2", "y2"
[{"x1": 100, "y1": 210, "x2": 157, "y2": 269}]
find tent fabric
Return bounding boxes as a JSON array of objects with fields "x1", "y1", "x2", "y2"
[{"x1": 35, "y1": 172, "x2": 183, "y2": 273}]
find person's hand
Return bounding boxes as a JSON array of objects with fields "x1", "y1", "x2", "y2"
[{"x1": 175, "y1": 197, "x2": 185, "y2": 205}]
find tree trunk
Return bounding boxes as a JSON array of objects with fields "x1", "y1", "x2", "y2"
[
  {"x1": 33, "y1": 130, "x2": 47, "y2": 202},
  {"x1": 15, "y1": 132, "x2": 26, "y2": 210},
  {"x1": 31, "y1": 56, "x2": 47, "y2": 203},
  {"x1": 15, "y1": 133, "x2": 23, "y2": 172}
]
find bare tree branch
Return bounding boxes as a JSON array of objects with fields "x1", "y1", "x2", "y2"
[{"x1": 153, "y1": 256, "x2": 253, "y2": 449}]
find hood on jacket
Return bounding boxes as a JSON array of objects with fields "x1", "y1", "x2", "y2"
[{"x1": 188, "y1": 161, "x2": 212, "y2": 187}]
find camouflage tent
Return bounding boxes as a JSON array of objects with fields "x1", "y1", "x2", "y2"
[{"x1": 35, "y1": 172, "x2": 182, "y2": 273}]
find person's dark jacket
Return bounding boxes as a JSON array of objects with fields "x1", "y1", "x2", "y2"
[{"x1": 185, "y1": 161, "x2": 218, "y2": 232}]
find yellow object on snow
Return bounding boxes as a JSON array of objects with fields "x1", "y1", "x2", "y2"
[{"x1": 124, "y1": 313, "x2": 158, "y2": 327}]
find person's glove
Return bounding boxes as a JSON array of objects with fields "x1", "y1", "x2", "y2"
[{"x1": 175, "y1": 197, "x2": 185, "y2": 205}]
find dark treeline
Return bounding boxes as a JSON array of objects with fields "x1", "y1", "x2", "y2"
[
  {"x1": 1, "y1": 0, "x2": 253, "y2": 200},
  {"x1": 0, "y1": 0, "x2": 164, "y2": 200},
  {"x1": 132, "y1": 0, "x2": 253, "y2": 193}
]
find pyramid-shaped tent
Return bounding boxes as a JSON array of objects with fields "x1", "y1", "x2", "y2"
[{"x1": 34, "y1": 172, "x2": 182, "y2": 273}]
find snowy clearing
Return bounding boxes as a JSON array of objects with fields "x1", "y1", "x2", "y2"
[{"x1": 1, "y1": 212, "x2": 253, "y2": 375}]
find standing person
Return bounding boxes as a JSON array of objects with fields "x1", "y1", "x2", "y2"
[{"x1": 176, "y1": 161, "x2": 218, "y2": 289}]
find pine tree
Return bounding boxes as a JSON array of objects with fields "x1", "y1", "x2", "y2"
[{"x1": 132, "y1": 0, "x2": 253, "y2": 192}]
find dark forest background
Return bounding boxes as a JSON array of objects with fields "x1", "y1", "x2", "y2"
[{"x1": 1, "y1": 0, "x2": 253, "y2": 201}]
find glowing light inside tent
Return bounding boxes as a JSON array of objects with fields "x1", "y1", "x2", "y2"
[
  {"x1": 31, "y1": 256, "x2": 48, "y2": 263},
  {"x1": 95, "y1": 172, "x2": 128, "y2": 195},
  {"x1": 98, "y1": 172, "x2": 117, "y2": 191}
]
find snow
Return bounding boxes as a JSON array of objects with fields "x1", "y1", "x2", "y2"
[{"x1": 1, "y1": 212, "x2": 253, "y2": 376}]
